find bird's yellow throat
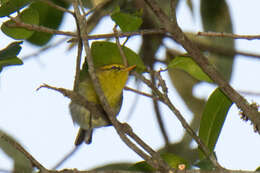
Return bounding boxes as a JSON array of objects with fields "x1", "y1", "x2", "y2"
[
  {"x1": 78, "y1": 64, "x2": 136, "y2": 108},
  {"x1": 69, "y1": 64, "x2": 136, "y2": 145}
]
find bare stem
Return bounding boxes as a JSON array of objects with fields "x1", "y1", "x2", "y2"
[
  {"x1": 7, "y1": 16, "x2": 76, "y2": 37},
  {"x1": 198, "y1": 31, "x2": 260, "y2": 40},
  {"x1": 0, "y1": 132, "x2": 48, "y2": 172}
]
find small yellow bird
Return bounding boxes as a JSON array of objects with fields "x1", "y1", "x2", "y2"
[{"x1": 69, "y1": 64, "x2": 136, "y2": 145}]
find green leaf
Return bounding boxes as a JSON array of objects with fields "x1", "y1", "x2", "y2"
[
  {"x1": 199, "y1": 88, "x2": 232, "y2": 158},
  {"x1": 168, "y1": 56, "x2": 212, "y2": 82},
  {"x1": 26, "y1": 0, "x2": 69, "y2": 46},
  {"x1": 0, "y1": 130, "x2": 33, "y2": 173},
  {"x1": 1, "y1": 8, "x2": 39, "y2": 39},
  {"x1": 0, "y1": 41, "x2": 22, "y2": 59},
  {"x1": 91, "y1": 41, "x2": 146, "y2": 73},
  {"x1": 0, "y1": 0, "x2": 32, "y2": 17},
  {"x1": 111, "y1": 10, "x2": 142, "y2": 32},
  {"x1": 0, "y1": 41, "x2": 23, "y2": 72}
]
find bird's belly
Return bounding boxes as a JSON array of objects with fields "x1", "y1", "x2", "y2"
[{"x1": 69, "y1": 102, "x2": 109, "y2": 129}]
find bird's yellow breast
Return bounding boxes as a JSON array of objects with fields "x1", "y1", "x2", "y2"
[{"x1": 78, "y1": 67, "x2": 129, "y2": 108}]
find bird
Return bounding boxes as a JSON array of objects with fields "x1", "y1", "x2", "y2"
[{"x1": 69, "y1": 64, "x2": 136, "y2": 145}]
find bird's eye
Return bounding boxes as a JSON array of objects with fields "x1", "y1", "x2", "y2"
[{"x1": 111, "y1": 66, "x2": 121, "y2": 70}]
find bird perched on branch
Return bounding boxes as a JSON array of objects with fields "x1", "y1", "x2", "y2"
[{"x1": 69, "y1": 64, "x2": 136, "y2": 145}]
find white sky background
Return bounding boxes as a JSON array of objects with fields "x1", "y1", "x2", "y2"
[{"x1": 1, "y1": 0, "x2": 260, "y2": 171}]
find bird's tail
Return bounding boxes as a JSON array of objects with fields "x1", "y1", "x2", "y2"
[{"x1": 75, "y1": 128, "x2": 93, "y2": 146}]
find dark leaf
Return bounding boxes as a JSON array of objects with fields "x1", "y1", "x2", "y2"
[
  {"x1": 0, "y1": 130, "x2": 33, "y2": 173},
  {"x1": 26, "y1": 0, "x2": 69, "y2": 46},
  {"x1": 0, "y1": 41, "x2": 23, "y2": 72},
  {"x1": 0, "y1": 0, "x2": 32, "y2": 17},
  {"x1": 1, "y1": 7, "x2": 39, "y2": 39},
  {"x1": 200, "y1": 0, "x2": 234, "y2": 81}
]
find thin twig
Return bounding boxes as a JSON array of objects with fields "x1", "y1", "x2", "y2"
[
  {"x1": 68, "y1": 29, "x2": 166, "y2": 42},
  {"x1": 124, "y1": 86, "x2": 158, "y2": 100},
  {"x1": 113, "y1": 26, "x2": 128, "y2": 66},
  {"x1": 7, "y1": 16, "x2": 76, "y2": 37},
  {"x1": 133, "y1": 71, "x2": 222, "y2": 169},
  {"x1": 239, "y1": 90, "x2": 260, "y2": 96},
  {"x1": 193, "y1": 40, "x2": 260, "y2": 59},
  {"x1": 22, "y1": 38, "x2": 67, "y2": 60},
  {"x1": 150, "y1": 71, "x2": 170, "y2": 148},
  {"x1": 198, "y1": 31, "x2": 260, "y2": 40},
  {"x1": 84, "y1": 0, "x2": 112, "y2": 17},
  {"x1": 73, "y1": 17, "x2": 83, "y2": 92},
  {"x1": 37, "y1": 84, "x2": 106, "y2": 118},
  {"x1": 70, "y1": 30, "x2": 260, "y2": 60},
  {"x1": 0, "y1": 132, "x2": 48, "y2": 172},
  {"x1": 39, "y1": 0, "x2": 74, "y2": 15},
  {"x1": 52, "y1": 147, "x2": 80, "y2": 169}
]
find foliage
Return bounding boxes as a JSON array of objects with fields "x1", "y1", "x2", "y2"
[{"x1": 0, "y1": 41, "x2": 23, "y2": 72}]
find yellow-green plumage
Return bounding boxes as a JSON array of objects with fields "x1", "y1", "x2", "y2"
[{"x1": 69, "y1": 64, "x2": 135, "y2": 145}]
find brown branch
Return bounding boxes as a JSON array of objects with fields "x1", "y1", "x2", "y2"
[
  {"x1": 7, "y1": 16, "x2": 76, "y2": 37},
  {"x1": 124, "y1": 86, "x2": 158, "y2": 100},
  {"x1": 69, "y1": 30, "x2": 260, "y2": 60},
  {"x1": 150, "y1": 71, "x2": 170, "y2": 148},
  {"x1": 68, "y1": 29, "x2": 166, "y2": 42},
  {"x1": 143, "y1": 0, "x2": 260, "y2": 155},
  {"x1": 133, "y1": 70, "x2": 222, "y2": 169},
  {"x1": 73, "y1": 17, "x2": 83, "y2": 92},
  {"x1": 198, "y1": 31, "x2": 260, "y2": 40},
  {"x1": 0, "y1": 132, "x2": 48, "y2": 172},
  {"x1": 22, "y1": 38, "x2": 67, "y2": 60},
  {"x1": 52, "y1": 147, "x2": 80, "y2": 169},
  {"x1": 39, "y1": 0, "x2": 74, "y2": 15},
  {"x1": 37, "y1": 84, "x2": 107, "y2": 118},
  {"x1": 113, "y1": 26, "x2": 128, "y2": 66},
  {"x1": 239, "y1": 90, "x2": 260, "y2": 97},
  {"x1": 84, "y1": 0, "x2": 112, "y2": 17},
  {"x1": 194, "y1": 40, "x2": 260, "y2": 59}
]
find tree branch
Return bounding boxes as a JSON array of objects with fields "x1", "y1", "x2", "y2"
[
  {"x1": 39, "y1": 0, "x2": 74, "y2": 15},
  {"x1": 133, "y1": 71, "x2": 222, "y2": 169},
  {"x1": 143, "y1": 0, "x2": 260, "y2": 138},
  {"x1": 7, "y1": 16, "x2": 76, "y2": 37},
  {"x1": 68, "y1": 29, "x2": 166, "y2": 42},
  {"x1": 198, "y1": 31, "x2": 260, "y2": 40},
  {"x1": 0, "y1": 132, "x2": 48, "y2": 172}
]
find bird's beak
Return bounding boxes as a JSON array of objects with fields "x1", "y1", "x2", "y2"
[{"x1": 125, "y1": 65, "x2": 136, "y2": 72}]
